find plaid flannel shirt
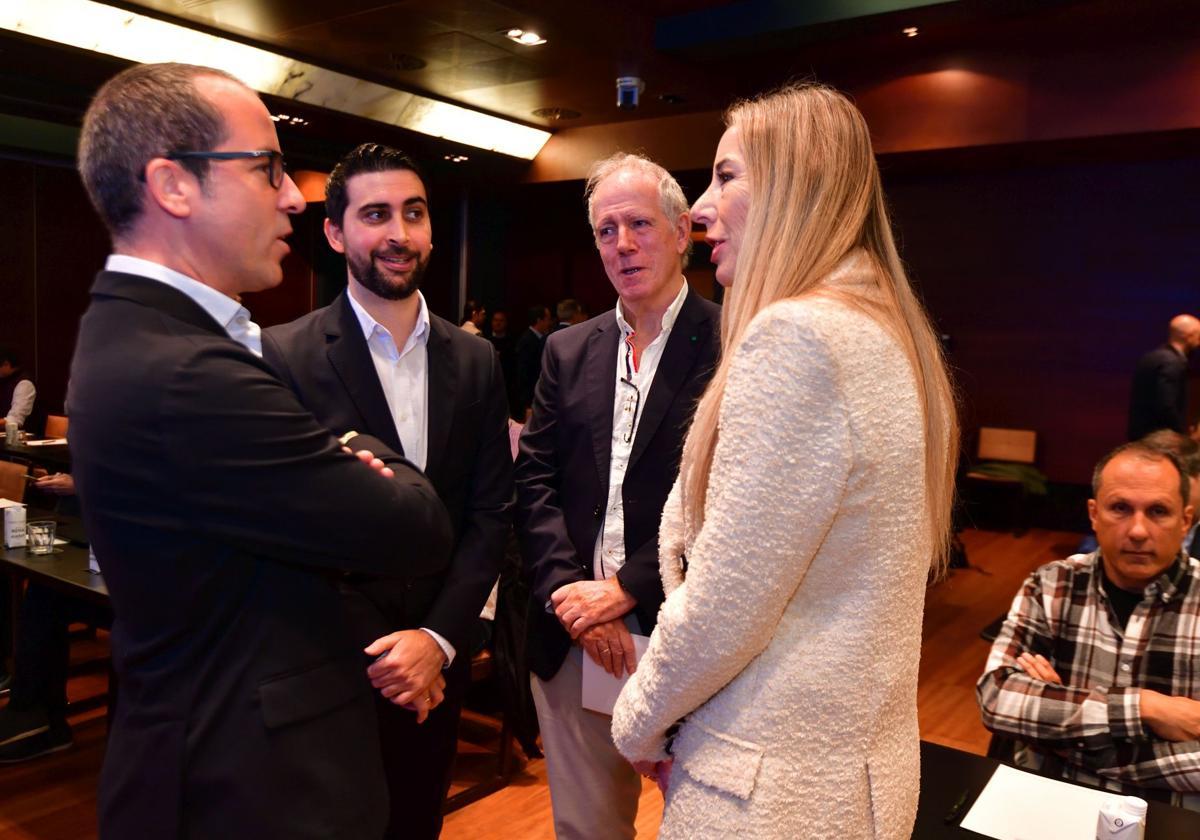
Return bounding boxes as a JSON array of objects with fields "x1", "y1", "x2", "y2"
[{"x1": 977, "y1": 550, "x2": 1200, "y2": 807}]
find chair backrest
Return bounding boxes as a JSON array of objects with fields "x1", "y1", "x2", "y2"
[
  {"x1": 977, "y1": 427, "x2": 1036, "y2": 464},
  {"x1": 44, "y1": 415, "x2": 69, "y2": 439},
  {"x1": 0, "y1": 459, "x2": 28, "y2": 503}
]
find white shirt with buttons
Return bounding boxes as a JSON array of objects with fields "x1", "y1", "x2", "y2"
[
  {"x1": 592, "y1": 279, "x2": 689, "y2": 581},
  {"x1": 346, "y1": 289, "x2": 457, "y2": 664}
]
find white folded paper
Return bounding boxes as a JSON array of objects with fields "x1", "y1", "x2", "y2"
[
  {"x1": 961, "y1": 763, "x2": 1118, "y2": 840},
  {"x1": 581, "y1": 633, "x2": 650, "y2": 715}
]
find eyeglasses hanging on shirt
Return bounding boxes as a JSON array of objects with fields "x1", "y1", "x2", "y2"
[{"x1": 618, "y1": 334, "x2": 642, "y2": 444}]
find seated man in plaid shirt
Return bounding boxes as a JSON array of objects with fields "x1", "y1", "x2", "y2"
[{"x1": 978, "y1": 439, "x2": 1200, "y2": 809}]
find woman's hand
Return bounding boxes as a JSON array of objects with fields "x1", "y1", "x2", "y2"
[{"x1": 632, "y1": 759, "x2": 673, "y2": 796}]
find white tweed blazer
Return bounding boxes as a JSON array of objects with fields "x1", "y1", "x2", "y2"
[{"x1": 611, "y1": 251, "x2": 932, "y2": 839}]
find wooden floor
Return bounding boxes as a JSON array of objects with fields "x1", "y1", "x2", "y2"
[{"x1": 0, "y1": 527, "x2": 1078, "y2": 839}]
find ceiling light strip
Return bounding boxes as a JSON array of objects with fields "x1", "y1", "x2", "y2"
[{"x1": 0, "y1": 0, "x2": 551, "y2": 159}]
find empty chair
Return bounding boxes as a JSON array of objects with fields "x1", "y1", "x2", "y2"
[
  {"x1": 0, "y1": 459, "x2": 29, "y2": 502},
  {"x1": 964, "y1": 427, "x2": 1044, "y2": 535},
  {"x1": 43, "y1": 415, "x2": 69, "y2": 439}
]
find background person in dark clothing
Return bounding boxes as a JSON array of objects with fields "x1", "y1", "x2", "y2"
[
  {"x1": 515, "y1": 304, "x2": 552, "y2": 420},
  {"x1": 1128, "y1": 314, "x2": 1200, "y2": 440}
]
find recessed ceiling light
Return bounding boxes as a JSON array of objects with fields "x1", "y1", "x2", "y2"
[
  {"x1": 903, "y1": 26, "x2": 919, "y2": 37},
  {"x1": 532, "y1": 106, "x2": 581, "y2": 121},
  {"x1": 389, "y1": 51, "x2": 427, "y2": 71},
  {"x1": 506, "y1": 28, "x2": 547, "y2": 46},
  {"x1": 443, "y1": 154, "x2": 469, "y2": 163}
]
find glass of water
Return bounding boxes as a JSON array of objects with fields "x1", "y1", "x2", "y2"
[{"x1": 26, "y1": 520, "x2": 56, "y2": 555}]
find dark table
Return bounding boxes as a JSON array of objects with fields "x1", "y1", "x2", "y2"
[
  {"x1": 2, "y1": 536, "x2": 107, "y2": 606},
  {"x1": 916, "y1": 740, "x2": 1200, "y2": 838},
  {"x1": 2, "y1": 511, "x2": 112, "y2": 718},
  {"x1": 3, "y1": 509, "x2": 108, "y2": 656},
  {"x1": 1, "y1": 437, "x2": 71, "y2": 470}
]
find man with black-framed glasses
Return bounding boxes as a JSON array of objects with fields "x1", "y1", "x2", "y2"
[
  {"x1": 515, "y1": 152, "x2": 721, "y2": 838},
  {"x1": 69, "y1": 62, "x2": 452, "y2": 838},
  {"x1": 167, "y1": 148, "x2": 286, "y2": 189}
]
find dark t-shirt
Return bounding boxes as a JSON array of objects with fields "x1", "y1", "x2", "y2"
[{"x1": 1101, "y1": 555, "x2": 1181, "y2": 631}]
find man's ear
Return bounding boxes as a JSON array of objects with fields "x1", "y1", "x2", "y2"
[
  {"x1": 1087, "y1": 498, "x2": 1099, "y2": 533},
  {"x1": 143, "y1": 158, "x2": 196, "y2": 220},
  {"x1": 323, "y1": 218, "x2": 346, "y2": 254},
  {"x1": 1184, "y1": 503, "x2": 1195, "y2": 532},
  {"x1": 674, "y1": 212, "x2": 690, "y2": 254}
]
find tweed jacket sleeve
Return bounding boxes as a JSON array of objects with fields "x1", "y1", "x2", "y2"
[{"x1": 612, "y1": 303, "x2": 852, "y2": 763}]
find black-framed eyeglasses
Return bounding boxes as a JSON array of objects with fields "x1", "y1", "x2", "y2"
[
  {"x1": 619, "y1": 337, "x2": 642, "y2": 444},
  {"x1": 167, "y1": 150, "x2": 286, "y2": 189}
]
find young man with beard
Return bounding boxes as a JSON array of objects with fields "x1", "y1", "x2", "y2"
[{"x1": 263, "y1": 143, "x2": 512, "y2": 839}]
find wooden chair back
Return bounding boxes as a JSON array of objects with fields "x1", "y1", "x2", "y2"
[
  {"x1": 44, "y1": 415, "x2": 69, "y2": 439},
  {"x1": 977, "y1": 427, "x2": 1036, "y2": 464},
  {"x1": 0, "y1": 459, "x2": 28, "y2": 502}
]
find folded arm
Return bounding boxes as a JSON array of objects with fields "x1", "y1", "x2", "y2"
[{"x1": 165, "y1": 344, "x2": 453, "y2": 576}]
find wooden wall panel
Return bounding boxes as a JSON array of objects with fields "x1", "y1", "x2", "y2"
[
  {"x1": 884, "y1": 153, "x2": 1200, "y2": 483},
  {"x1": 33, "y1": 164, "x2": 111, "y2": 415},
  {"x1": 0, "y1": 160, "x2": 37, "y2": 385}
]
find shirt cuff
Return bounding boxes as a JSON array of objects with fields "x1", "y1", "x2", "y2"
[{"x1": 420, "y1": 627, "x2": 455, "y2": 668}]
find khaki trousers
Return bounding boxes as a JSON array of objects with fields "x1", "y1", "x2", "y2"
[{"x1": 531, "y1": 646, "x2": 641, "y2": 839}]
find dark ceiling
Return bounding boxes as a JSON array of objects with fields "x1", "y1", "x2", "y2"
[
  {"x1": 0, "y1": 0, "x2": 1091, "y2": 129},
  {"x1": 0, "y1": 0, "x2": 1195, "y2": 174}
]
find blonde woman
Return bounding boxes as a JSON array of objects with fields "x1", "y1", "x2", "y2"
[{"x1": 610, "y1": 84, "x2": 957, "y2": 838}]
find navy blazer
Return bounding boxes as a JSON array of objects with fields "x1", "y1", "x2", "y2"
[
  {"x1": 263, "y1": 291, "x2": 512, "y2": 655},
  {"x1": 68, "y1": 271, "x2": 452, "y2": 839},
  {"x1": 515, "y1": 287, "x2": 720, "y2": 680}
]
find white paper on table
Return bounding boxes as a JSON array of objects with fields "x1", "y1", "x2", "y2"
[
  {"x1": 0, "y1": 498, "x2": 24, "y2": 508},
  {"x1": 960, "y1": 763, "x2": 1117, "y2": 840},
  {"x1": 581, "y1": 633, "x2": 650, "y2": 715},
  {"x1": 24, "y1": 438, "x2": 67, "y2": 446}
]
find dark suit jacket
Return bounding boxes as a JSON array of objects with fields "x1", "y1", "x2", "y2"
[
  {"x1": 263, "y1": 292, "x2": 512, "y2": 655},
  {"x1": 514, "y1": 327, "x2": 545, "y2": 415},
  {"x1": 67, "y1": 271, "x2": 453, "y2": 839},
  {"x1": 515, "y1": 288, "x2": 720, "y2": 680},
  {"x1": 1128, "y1": 343, "x2": 1189, "y2": 440}
]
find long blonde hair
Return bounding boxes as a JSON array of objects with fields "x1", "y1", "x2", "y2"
[{"x1": 679, "y1": 83, "x2": 959, "y2": 572}]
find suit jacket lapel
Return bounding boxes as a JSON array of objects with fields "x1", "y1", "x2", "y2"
[
  {"x1": 325, "y1": 292, "x2": 405, "y2": 454},
  {"x1": 423, "y1": 317, "x2": 457, "y2": 487},
  {"x1": 627, "y1": 289, "x2": 714, "y2": 470},
  {"x1": 586, "y1": 318, "x2": 620, "y2": 486}
]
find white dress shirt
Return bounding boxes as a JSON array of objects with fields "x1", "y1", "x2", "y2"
[
  {"x1": 105, "y1": 255, "x2": 263, "y2": 357},
  {"x1": 5, "y1": 379, "x2": 35, "y2": 429},
  {"x1": 593, "y1": 279, "x2": 689, "y2": 581},
  {"x1": 346, "y1": 289, "x2": 457, "y2": 664},
  {"x1": 346, "y1": 289, "x2": 430, "y2": 471}
]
